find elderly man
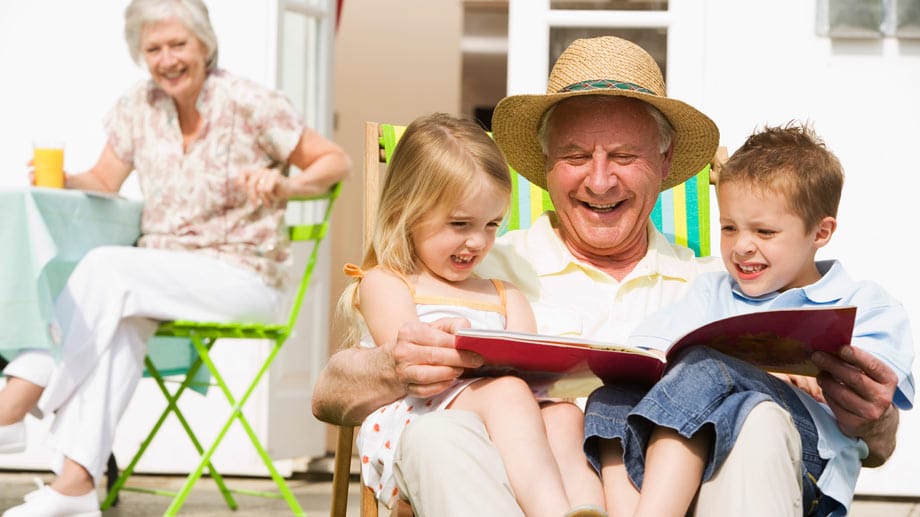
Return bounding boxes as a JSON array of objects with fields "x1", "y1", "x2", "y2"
[{"x1": 312, "y1": 36, "x2": 900, "y2": 516}]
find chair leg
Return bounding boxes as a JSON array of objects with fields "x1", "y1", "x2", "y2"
[
  {"x1": 362, "y1": 484, "x2": 378, "y2": 517},
  {"x1": 101, "y1": 350, "x2": 238, "y2": 512},
  {"x1": 165, "y1": 335, "x2": 306, "y2": 516},
  {"x1": 331, "y1": 426, "x2": 355, "y2": 517}
]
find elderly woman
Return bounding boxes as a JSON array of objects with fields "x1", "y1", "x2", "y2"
[{"x1": 0, "y1": 0, "x2": 350, "y2": 514}]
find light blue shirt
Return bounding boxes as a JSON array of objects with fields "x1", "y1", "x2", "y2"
[{"x1": 630, "y1": 260, "x2": 915, "y2": 513}]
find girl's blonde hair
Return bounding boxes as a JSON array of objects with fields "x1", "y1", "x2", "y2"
[{"x1": 336, "y1": 113, "x2": 512, "y2": 348}]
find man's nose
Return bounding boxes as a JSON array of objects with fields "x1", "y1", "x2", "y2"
[{"x1": 584, "y1": 156, "x2": 618, "y2": 194}]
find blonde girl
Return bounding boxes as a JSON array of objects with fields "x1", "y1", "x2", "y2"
[{"x1": 337, "y1": 113, "x2": 605, "y2": 517}]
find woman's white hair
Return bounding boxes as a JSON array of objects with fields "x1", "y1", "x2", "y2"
[{"x1": 124, "y1": 0, "x2": 219, "y2": 70}]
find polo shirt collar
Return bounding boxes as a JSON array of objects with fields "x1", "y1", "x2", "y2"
[
  {"x1": 523, "y1": 212, "x2": 701, "y2": 284},
  {"x1": 730, "y1": 259, "x2": 847, "y2": 304}
]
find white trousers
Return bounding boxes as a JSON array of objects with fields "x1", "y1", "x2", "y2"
[
  {"x1": 393, "y1": 402, "x2": 801, "y2": 517},
  {"x1": 3, "y1": 246, "x2": 282, "y2": 484}
]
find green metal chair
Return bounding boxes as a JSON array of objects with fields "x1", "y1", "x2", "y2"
[{"x1": 102, "y1": 183, "x2": 341, "y2": 516}]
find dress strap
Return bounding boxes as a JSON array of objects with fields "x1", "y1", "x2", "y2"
[
  {"x1": 342, "y1": 264, "x2": 416, "y2": 297},
  {"x1": 490, "y1": 279, "x2": 508, "y2": 313},
  {"x1": 412, "y1": 278, "x2": 507, "y2": 315}
]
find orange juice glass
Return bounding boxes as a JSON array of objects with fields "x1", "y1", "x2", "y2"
[{"x1": 33, "y1": 140, "x2": 65, "y2": 188}]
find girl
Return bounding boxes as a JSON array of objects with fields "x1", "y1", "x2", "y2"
[{"x1": 337, "y1": 113, "x2": 605, "y2": 517}]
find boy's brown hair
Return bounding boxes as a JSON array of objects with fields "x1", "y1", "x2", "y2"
[{"x1": 717, "y1": 121, "x2": 844, "y2": 230}]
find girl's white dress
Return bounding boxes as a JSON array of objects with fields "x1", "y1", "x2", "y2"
[{"x1": 355, "y1": 276, "x2": 508, "y2": 507}]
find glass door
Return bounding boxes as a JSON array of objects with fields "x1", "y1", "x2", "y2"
[
  {"x1": 506, "y1": 0, "x2": 705, "y2": 105},
  {"x1": 271, "y1": 0, "x2": 337, "y2": 463}
]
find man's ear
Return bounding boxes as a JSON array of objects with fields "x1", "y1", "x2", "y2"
[
  {"x1": 814, "y1": 216, "x2": 837, "y2": 249},
  {"x1": 660, "y1": 143, "x2": 675, "y2": 182}
]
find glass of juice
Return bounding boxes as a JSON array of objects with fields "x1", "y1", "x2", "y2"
[{"x1": 33, "y1": 140, "x2": 65, "y2": 188}]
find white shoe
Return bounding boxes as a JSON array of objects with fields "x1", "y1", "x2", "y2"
[
  {"x1": 0, "y1": 422, "x2": 26, "y2": 454},
  {"x1": 2, "y1": 480, "x2": 100, "y2": 517}
]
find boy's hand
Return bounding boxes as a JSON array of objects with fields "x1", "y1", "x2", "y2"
[{"x1": 772, "y1": 372, "x2": 825, "y2": 402}]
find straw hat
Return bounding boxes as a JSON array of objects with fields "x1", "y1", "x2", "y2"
[{"x1": 492, "y1": 36, "x2": 719, "y2": 192}]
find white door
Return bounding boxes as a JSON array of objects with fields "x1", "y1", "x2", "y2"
[
  {"x1": 268, "y1": 0, "x2": 339, "y2": 465},
  {"x1": 506, "y1": 1, "x2": 706, "y2": 105}
]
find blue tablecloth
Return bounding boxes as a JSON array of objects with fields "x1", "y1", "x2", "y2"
[
  {"x1": 0, "y1": 187, "x2": 143, "y2": 355},
  {"x1": 0, "y1": 187, "x2": 197, "y2": 378}
]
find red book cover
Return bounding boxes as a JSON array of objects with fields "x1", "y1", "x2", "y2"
[{"x1": 454, "y1": 306, "x2": 856, "y2": 390}]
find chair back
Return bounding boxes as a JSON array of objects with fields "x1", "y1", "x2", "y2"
[
  {"x1": 373, "y1": 122, "x2": 711, "y2": 256},
  {"x1": 282, "y1": 182, "x2": 342, "y2": 332}
]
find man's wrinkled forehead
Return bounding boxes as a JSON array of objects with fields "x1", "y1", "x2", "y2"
[{"x1": 544, "y1": 97, "x2": 658, "y2": 149}]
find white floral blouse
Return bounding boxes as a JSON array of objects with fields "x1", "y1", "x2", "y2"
[{"x1": 105, "y1": 69, "x2": 305, "y2": 288}]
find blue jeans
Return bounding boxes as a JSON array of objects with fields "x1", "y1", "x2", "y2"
[{"x1": 584, "y1": 347, "x2": 833, "y2": 516}]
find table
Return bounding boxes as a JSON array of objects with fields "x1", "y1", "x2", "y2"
[{"x1": 0, "y1": 187, "x2": 143, "y2": 357}]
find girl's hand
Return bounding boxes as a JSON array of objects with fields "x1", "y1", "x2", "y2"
[{"x1": 237, "y1": 168, "x2": 290, "y2": 207}]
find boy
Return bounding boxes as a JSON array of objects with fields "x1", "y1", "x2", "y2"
[{"x1": 583, "y1": 121, "x2": 914, "y2": 517}]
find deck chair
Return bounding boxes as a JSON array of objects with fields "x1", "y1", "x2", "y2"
[
  {"x1": 329, "y1": 122, "x2": 716, "y2": 517},
  {"x1": 101, "y1": 183, "x2": 341, "y2": 516}
]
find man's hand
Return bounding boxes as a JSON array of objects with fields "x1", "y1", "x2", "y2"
[
  {"x1": 813, "y1": 346, "x2": 899, "y2": 466},
  {"x1": 383, "y1": 318, "x2": 484, "y2": 399},
  {"x1": 312, "y1": 318, "x2": 484, "y2": 425}
]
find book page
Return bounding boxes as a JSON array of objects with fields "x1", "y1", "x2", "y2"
[
  {"x1": 454, "y1": 328, "x2": 665, "y2": 389},
  {"x1": 456, "y1": 328, "x2": 654, "y2": 354},
  {"x1": 664, "y1": 306, "x2": 856, "y2": 376}
]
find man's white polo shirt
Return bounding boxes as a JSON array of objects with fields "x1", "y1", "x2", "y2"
[{"x1": 476, "y1": 212, "x2": 723, "y2": 344}]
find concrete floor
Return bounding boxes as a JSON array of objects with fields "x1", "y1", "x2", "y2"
[
  {"x1": 0, "y1": 470, "x2": 361, "y2": 517},
  {"x1": 1, "y1": 468, "x2": 919, "y2": 516}
]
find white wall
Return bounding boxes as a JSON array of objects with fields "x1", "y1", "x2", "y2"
[
  {"x1": 688, "y1": 1, "x2": 920, "y2": 496},
  {"x1": 0, "y1": 1, "x2": 273, "y2": 195}
]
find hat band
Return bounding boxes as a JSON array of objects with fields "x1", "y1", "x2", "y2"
[{"x1": 558, "y1": 79, "x2": 655, "y2": 96}]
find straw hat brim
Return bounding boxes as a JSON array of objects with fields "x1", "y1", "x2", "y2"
[{"x1": 493, "y1": 88, "x2": 720, "y2": 193}]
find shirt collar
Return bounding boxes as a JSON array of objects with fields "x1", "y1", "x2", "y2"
[
  {"x1": 730, "y1": 259, "x2": 847, "y2": 304},
  {"x1": 520, "y1": 212, "x2": 703, "y2": 283}
]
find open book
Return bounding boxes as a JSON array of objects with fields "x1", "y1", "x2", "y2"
[{"x1": 454, "y1": 306, "x2": 857, "y2": 389}]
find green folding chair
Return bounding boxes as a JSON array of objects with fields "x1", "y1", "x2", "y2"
[{"x1": 102, "y1": 183, "x2": 341, "y2": 516}]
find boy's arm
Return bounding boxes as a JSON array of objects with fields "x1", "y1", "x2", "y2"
[{"x1": 813, "y1": 346, "x2": 900, "y2": 466}]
